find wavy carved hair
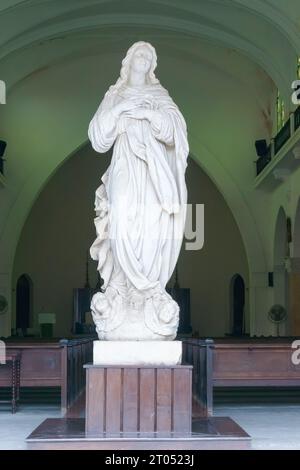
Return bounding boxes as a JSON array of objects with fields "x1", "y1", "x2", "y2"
[{"x1": 108, "y1": 41, "x2": 159, "y2": 95}]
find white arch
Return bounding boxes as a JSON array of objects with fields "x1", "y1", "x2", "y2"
[
  {"x1": 0, "y1": 135, "x2": 263, "y2": 338},
  {"x1": 0, "y1": 132, "x2": 265, "y2": 277},
  {"x1": 231, "y1": 0, "x2": 300, "y2": 51},
  {"x1": 0, "y1": 14, "x2": 290, "y2": 97},
  {"x1": 0, "y1": 0, "x2": 296, "y2": 102},
  {"x1": 0, "y1": 30, "x2": 271, "y2": 335}
]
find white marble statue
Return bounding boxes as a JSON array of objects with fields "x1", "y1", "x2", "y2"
[{"x1": 88, "y1": 41, "x2": 189, "y2": 341}]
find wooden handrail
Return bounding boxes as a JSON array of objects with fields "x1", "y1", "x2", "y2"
[{"x1": 182, "y1": 338, "x2": 214, "y2": 417}]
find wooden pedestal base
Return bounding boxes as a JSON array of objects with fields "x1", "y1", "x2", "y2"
[
  {"x1": 26, "y1": 417, "x2": 251, "y2": 450},
  {"x1": 26, "y1": 363, "x2": 251, "y2": 449},
  {"x1": 85, "y1": 364, "x2": 192, "y2": 436}
]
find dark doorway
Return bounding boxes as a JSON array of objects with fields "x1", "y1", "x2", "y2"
[
  {"x1": 230, "y1": 274, "x2": 245, "y2": 336},
  {"x1": 16, "y1": 274, "x2": 32, "y2": 332}
]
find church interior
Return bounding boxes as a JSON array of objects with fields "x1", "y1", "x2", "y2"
[{"x1": 0, "y1": 0, "x2": 300, "y2": 451}]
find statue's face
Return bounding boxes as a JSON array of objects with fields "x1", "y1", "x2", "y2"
[{"x1": 130, "y1": 46, "x2": 153, "y2": 75}]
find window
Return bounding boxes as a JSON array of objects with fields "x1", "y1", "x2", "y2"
[{"x1": 277, "y1": 90, "x2": 285, "y2": 132}]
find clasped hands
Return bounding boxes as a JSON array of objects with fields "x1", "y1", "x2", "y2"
[{"x1": 111, "y1": 97, "x2": 161, "y2": 123}]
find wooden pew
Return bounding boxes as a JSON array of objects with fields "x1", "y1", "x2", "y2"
[
  {"x1": 213, "y1": 338, "x2": 300, "y2": 387},
  {"x1": 183, "y1": 337, "x2": 300, "y2": 417},
  {"x1": 0, "y1": 337, "x2": 94, "y2": 414}
]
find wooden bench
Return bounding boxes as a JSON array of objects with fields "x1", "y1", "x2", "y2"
[
  {"x1": 183, "y1": 337, "x2": 300, "y2": 417},
  {"x1": 213, "y1": 338, "x2": 300, "y2": 387},
  {"x1": 0, "y1": 337, "x2": 94, "y2": 414}
]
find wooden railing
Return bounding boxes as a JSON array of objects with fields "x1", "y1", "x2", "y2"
[
  {"x1": 255, "y1": 145, "x2": 271, "y2": 174},
  {"x1": 60, "y1": 338, "x2": 94, "y2": 414},
  {"x1": 182, "y1": 339, "x2": 214, "y2": 417},
  {"x1": 295, "y1": 106, "x2": 300, "y2": 131},
  {"x1": 256, "y1": 105, "x2": 300, "y2": 177},
  {"x1": 274, "y1": 118, "x2": 291, "y2": 154}
]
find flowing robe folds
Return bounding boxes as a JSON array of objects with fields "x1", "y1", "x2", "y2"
[{"x1": 88, "y1": 83, "x2": 189, "y2": 340}]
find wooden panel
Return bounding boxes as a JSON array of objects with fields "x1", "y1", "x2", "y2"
[
  {"x1": 28, "y1": 440, "x2": 251, "y2": 451},
  {"x1": 105, "y1": 368, "x2": 122, "y2": 434},
  {"x1": 85, "y1": 365, "x2": 192, "y2": 436},
  {"x1": 183, "y1": 340, "x2": 214, "y2": 417},
  {"x1": 213, "y1": 344, "x2": 300, "y2": 385},
  {"x1": 60, "y1": 345, "x2": 68, "y2": 415},
  {"x1": 0, "y1": 338, "x2": 94, "y2": 416},
  {"x1": 27, "y1": 417, "x2": 251, "y2": 451},
  {"x1": 206, "y1": 342, "x2": 213, "y2": 416},
  {"x1": 85, "y1": 368, "x2": 105, "y2": 436},
  {"x1": 139, "y1": 368, "x2": 155, "y2": 433},
  {"x1": 192, "y1": 345, "x2": 199, "y2": 390},
  {"x1": 173, "y1": 368, "x2": 191, "y2": 433},
  {"x1": 156, "y1": 369, "x2": 172, "y2": 433},
  {"x1": 122, "y1": 369, "x2": 138, "y2": 433},
  {"x1": 0, "y1": 348, "x2": 62, "y2": 387}
]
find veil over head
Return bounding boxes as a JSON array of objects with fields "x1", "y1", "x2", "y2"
[{"x1": 108, "y1": 41, "x2": 160, "y2": 95}]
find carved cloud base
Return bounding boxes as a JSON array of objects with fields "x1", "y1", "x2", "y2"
[{"x1": 90, "y1": 287, "x2": 179, "y2": 341}]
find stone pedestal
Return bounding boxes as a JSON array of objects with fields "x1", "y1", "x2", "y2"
[
  {"x1": 85, "y1": 363, "x2": 192, "y2": 437},
  {"x1": 93, "y1": 340, "x2": 182, "y2": 366}
]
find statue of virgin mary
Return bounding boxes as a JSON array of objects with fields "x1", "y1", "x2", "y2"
[{"x1": 88, "y1": 41, "x2": 189, "y2": 341}]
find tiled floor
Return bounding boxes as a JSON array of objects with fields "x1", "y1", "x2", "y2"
[
  {"x1": 0, "y1": 403, "x2": 300, "y2": 450},
  {"x1": 0, "y1": 404, "x2": 61, "y2": 450},
  {"x1": 214, "y1": 404, "x2": 300, "y2": 450}
]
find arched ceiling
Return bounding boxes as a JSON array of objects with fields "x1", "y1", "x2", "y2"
[
  {"x1": 0, "y1": 0, "x2": 299, "y2": 103},
  {"x1": 1, "y1": 0, "x2": 298, "y2": 336},
  {"x1": 1, "y1": 0, "x2": 296, "y2": 274},
  {"x1": 0, "y1": 43, "x2": 271, "y2": 277}
]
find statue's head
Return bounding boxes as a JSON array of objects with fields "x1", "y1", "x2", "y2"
[
  {"x1": 130, "y1": 44, "x2": 153, "y2": 76},
  {"x1": 119, "y1": 41, "x2": 159, "y2": 86}
]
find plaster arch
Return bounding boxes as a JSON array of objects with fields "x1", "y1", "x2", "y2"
[
  {"x1": 0, "y1": 33, "x2": 268, "y2": 336},
  {"x1": 1, "y1": 129, "x2": 266, "y2": 274},
  {"x1": 231, "y1": 0, "x2": 300, "y2": 51},
  {"x1": 1, "y1": 42, "x2": 267, "y2": 268},
  {"x1": 0, "y1": 133, "x2": 264, "y2": 337},
  {"x1": 0, "y1": 0, "x2": 297, "y2": 103}
]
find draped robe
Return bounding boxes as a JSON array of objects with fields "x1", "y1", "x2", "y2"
[{"x1": 88, "y1": 82, "x2": 188, "y2": 298}]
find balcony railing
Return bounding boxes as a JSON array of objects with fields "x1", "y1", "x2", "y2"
[
  {"x1": 255, "y1": 145, "x2": 271, "y2": 175},
  {"x1": 295, "y1": 106, "x2": 300, "y2": 131},
  {"x1": 256, "y1": 106, "x2": 300, "y2": 178},
  {"x1": 274, "y1": 119, "x2": 291, "y2": 155}
]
